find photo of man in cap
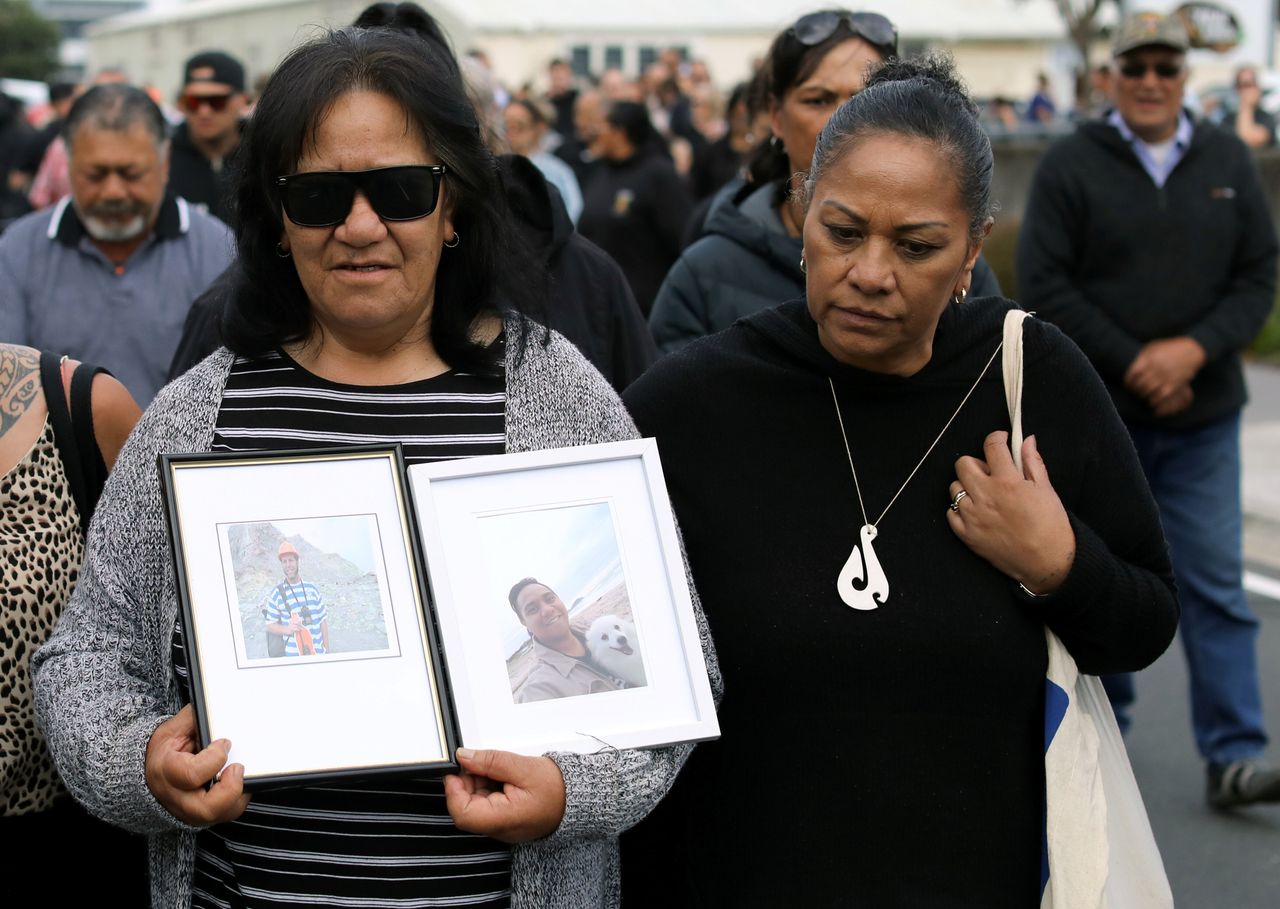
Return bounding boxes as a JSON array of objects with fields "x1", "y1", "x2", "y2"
[{"x1": 263, "y1": 541, "x2": 331, "y2": 657}]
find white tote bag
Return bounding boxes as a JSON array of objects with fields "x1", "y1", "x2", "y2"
[{"x1": 1001, "y1": 309, "x2": 1174, "y2": 909}]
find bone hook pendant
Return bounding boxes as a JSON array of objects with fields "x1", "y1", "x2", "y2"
[{"x1": 837, "y1": 524, "x2": 889, "y2": 610}]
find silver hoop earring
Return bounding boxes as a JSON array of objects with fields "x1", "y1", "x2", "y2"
[
  {"x1": 953, "y1": 287, "x2": 967, "y2": 305},
  {"x1": 275, "y1": 243, "x2": 291, "y2": 258},
  {"x1": 799, "y1": 254, "x2": 806, "y2": 274},
  {"x1": 443, "y1": 232, "x2": 460, "y2": 249}
]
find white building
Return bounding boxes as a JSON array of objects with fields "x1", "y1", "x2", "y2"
[{"x1": 84, "y1": 0, "x2": 1274, "y2": 103}]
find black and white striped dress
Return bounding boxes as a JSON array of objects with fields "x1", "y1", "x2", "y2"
[{"x1": 174, "y1": 350, "x2": 512, "y2": 908}]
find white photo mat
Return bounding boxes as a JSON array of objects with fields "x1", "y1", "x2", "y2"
[
  {"x1": 408, "y1": 438, "x2": 719, "y2": 756},
  {"x1": 165, "y1": 449, "x2": 454, "y2": 783}
]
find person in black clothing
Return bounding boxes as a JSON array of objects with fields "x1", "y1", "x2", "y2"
[
  {"x1": 0, "y1": 93, "x2": 34, "y2": 231},
  {"x1": 578, "y1": 101, "x2": 691, "y2": 315},
  {"x1": 168, "y1": 51, "x2": 248, "y2": 222},
  {"x1": 1017, "y1": 11, "x2": 1280, "y2": 810},
  {"x1": 1231, "y1": 65, "x2": 1277, "y2": 149},
  {"x1": 621, "y1": 55, "x2": 1177, "y2": 907},
  {"x1": 688, "y1": 80, "x2": 765, "y2": 202}
]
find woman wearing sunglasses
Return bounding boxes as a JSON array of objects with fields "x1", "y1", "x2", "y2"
[
  {"x1": 623, "y1": 55, "x2": 1176, "y2": 906},
  {"x1": 648, "y1": 9, "x2": 1002, "y2": 354},
  {"x1": 33, "y1": 28, "x2": 718, "y2": 909}
]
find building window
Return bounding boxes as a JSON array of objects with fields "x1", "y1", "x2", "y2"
[
  {"x1": 638, "y1": 46, "x2": 658, "y2": 75},
  {"x1": 570, "y1": 45, "x2": 591, "y2": 78},
  {"x1": 604, "y1": 45, "x2": 623, "y2": 72}
]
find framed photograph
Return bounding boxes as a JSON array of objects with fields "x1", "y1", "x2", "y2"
[
  {"x1": 161, "y1": 446, "x2": 457, "y2": 787},
  {"x1": 408, "y1": 439, "x2": 719, "y2": 756}
]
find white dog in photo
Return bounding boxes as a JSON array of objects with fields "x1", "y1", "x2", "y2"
[{"x1": 585, "y1": 615, "x2": 646, "y2": 687}]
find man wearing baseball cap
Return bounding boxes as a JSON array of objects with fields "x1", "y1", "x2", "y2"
[
  {"x1": 169, "y1": 50, "x2": 247, "y2": 223},
  {"x1": 1019, "y1": 11, "x2": 1280, "y2": 810},
  {"x1": 263, "y1": 540, "x2": 331, "y2": 657}
]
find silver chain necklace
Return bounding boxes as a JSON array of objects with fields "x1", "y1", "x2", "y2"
[{"x1": 828, "y1": 339, "x2": 1003, "y2": 610}]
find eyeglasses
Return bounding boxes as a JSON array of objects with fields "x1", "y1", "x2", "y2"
[
  {"x1": 276, "y1": 165, "x2": 448, "y2": 228},
  {"x1": 180, "y1": 92, "x2": 234, "y2": 113},
  {"x1": 1118, "y1": 60, "x2": 1184, "y2": 80},
  {"x1": 789, "y1": 11, "x2": 898, "y2": 57}
]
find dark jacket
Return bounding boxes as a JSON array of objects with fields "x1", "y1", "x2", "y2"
[
  {"x1": 167, "y1": 121, "x2": 241, "y2": 224},
  {"x1": 1016, "y1": 117, "x2": 1278, "y2": 429},
  {"x1": 500, "y1": 154, "x2": 657, "y2": 391},
  {"x1": 578, "y1": 150, "x2": 692, "y2": 316},
  {"x1": 649, "y1": 179, "x2": 1003, "y2": 355},
  {"x1": 167, "y1": 157, "x2": 656, "y2": 393}
]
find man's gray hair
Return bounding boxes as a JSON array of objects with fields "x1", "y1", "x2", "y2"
[{"x1": 64, "y1": 84, "x2": 169, "y2": 150}]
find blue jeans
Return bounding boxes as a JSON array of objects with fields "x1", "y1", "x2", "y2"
[{"x1": 1104, "y1": 413, "x2": 1267, "y2": 764}]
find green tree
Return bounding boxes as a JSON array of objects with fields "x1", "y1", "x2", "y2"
[{"x1": 0, "y1": 0, "x2": 61, "y2": 82}]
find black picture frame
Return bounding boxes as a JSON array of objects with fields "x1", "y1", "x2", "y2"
[{"x1": 160, "y1": 444, "x2": 460, "y2": 790}]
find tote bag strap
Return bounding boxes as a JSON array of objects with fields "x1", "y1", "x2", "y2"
[{"x1": 1001, "y1": 308, "x2": 1030, "y2": 472}]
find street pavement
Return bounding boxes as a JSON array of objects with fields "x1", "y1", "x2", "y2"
[{"x1": 1122, "y1": 362, "x2": 1280, "y2": 908}]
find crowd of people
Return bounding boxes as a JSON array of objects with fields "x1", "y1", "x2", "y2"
[{"x1": 1, "y1": 3, "x2": 1278, "y2": 906}]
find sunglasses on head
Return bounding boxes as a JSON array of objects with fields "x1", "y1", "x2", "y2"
[
  {"x1": 180, "y1": 92, "x2": 234, "y2": 113},
  {"x1": 276, "y1": 165, "x2": 447, "y2": 228},
  {"x1": 1118, "y1": 60, "x2": 1184, "y2": 80},
  {"x1": 789, "y1": 11, "x2": 898, "y2": 56}
]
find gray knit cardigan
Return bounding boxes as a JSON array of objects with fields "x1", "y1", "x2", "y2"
[{"x1": 32, "y1": 324, "x2": 722, "y2": 908}]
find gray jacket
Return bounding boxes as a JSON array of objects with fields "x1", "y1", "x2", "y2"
[{"x1": 32, "y1": 322, "x2": 722, "y2": 908}]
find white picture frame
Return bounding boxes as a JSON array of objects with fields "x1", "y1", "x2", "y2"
[
  {"x1": 408, "y1": 438, "x2": 719, "y2": 756},
  {"x1": 161, "y1": 446, "x2": 458, "y2": 787}
]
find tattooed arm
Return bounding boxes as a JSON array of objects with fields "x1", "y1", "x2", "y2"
[
  {"x1": 0, "y1": 344, "x2": 141, "y2": 472},
  {"x1": 0, "y1": 344, "x2": 42, "y2": 438}
]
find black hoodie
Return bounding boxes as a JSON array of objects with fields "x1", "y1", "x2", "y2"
[
  {"x1": 1017, "y1": 117, "x2": 1278, "y2": 429},
  {"x1": 621, "y1": 298, "x2": 1176, "y2": 907}
]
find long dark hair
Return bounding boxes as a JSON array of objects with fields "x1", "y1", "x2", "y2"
[{"x1": 222, "y1": 27, "x2": 542, "y2": 372}]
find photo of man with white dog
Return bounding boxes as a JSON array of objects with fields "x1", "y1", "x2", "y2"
[
  {"x1": 507, "y1": 578, "x2": 646, "y2": 703},
  {"x1": 476, "y1": 501, "x2": 649, "y2": 703}
]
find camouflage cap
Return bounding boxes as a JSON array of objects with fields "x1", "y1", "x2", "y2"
[{"x1": 1113, "y1": 11, "x2": 1190, "y2": 57}]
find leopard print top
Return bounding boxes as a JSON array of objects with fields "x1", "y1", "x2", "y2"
[{"x1": 1, "y1": 420, "x2": 84, "y2": 816}]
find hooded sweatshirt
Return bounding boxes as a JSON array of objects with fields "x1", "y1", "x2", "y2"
[
  {"x1": 1017, "y1": 117, "x2": 1278, "y2": 429},
  {"x1": 621, "y1": 297, "x2": 1176, "y2": 907},
  {"x1": 649, "y1": 179, "x2": 1004, "y2": 355}
]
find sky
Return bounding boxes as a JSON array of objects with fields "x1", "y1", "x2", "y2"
[{"x1": 273, "y1": 515, "x2": 379, "y2": 574}]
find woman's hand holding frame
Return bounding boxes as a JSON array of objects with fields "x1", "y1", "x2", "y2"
[{"x1": 145, "y1": 704, "x2": 252, "y2": 827}]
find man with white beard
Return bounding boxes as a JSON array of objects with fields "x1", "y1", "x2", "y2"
[{"x1": 0, "y1": 84, "x2": 232, "y2": 405}]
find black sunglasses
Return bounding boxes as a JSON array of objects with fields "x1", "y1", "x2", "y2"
[
  {"x1": 275, "y1": 165, "x2": 447, "y2": 228},
  {"x1": 1118, "y1": 60, "x2": 1184, "y2": 80},
  {"x1": 790, "y1": 11, "x2": 898, "y2": 56}
]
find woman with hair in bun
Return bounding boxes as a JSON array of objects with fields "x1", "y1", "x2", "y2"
[
  {"x1": 648, "y1": 9, "x2": 1002, "y2": 354},
  {"x1": 623, "y1": 55, "x2": 1176, "y2": 906}
]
